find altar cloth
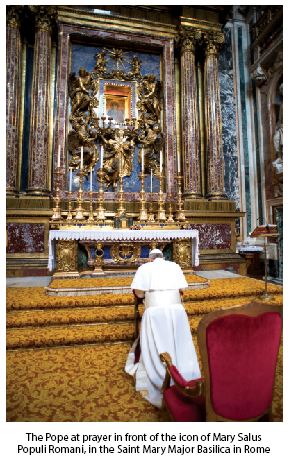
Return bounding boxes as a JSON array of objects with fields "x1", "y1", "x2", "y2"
[{"x1": 48, "y1": 228, "x2": 199, "y2": 271}]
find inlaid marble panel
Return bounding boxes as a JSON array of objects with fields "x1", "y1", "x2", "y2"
[
  {"x1": 190, "y1": 223, "x2": 231, "y2": 250},
  {"x1": 219, "y1": 26, "x2": 240, "y2": 205},
  {"x1": 7, "y1": 223, "x2": 45, "y2": 253}
]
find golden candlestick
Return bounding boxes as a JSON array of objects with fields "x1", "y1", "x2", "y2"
[
  {"x1": 87, "y1": 190, "x2": 95, "y2": 223},
  {"x1": 66, "y1": 190, "x2": 73, "y2": 221},
  {"x1": 51, "y1": 166, "x2": 63, "y2": 221},
  {"x1": 147, "y1": 197, "x2": 155, "y2": 223},
  {"x1": 116, "y1": 173, "x2": 126, "y2": 218},
  {"x1": 75, "y1": 170, "x2": 85, "y2": 220},
  {"x1": 167, "y1": 200, "x2": 175, "y2": 223},
  {"x1": 138, "y1": 172, "x2": 148, "y2": 221},
  {"x1": 157, "y1": 173, "x2": 166, "y2": 222},
  {"x1": 96, "y1": 169, "x2": 106, "y2": 221},
  {"x1": 175, "y1": 175, "x2": 186, "y2": 222}
]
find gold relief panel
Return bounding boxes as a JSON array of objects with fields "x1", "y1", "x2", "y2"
[
  {"x1": 56, "y1": 240, "x2": 78, "y2": 272},
  {"x1": 173, "y1": 239, "x2": 192, "y2": 269},
  {"x1": 111, "y1": 243, "x2": 140, "y2": 264}
]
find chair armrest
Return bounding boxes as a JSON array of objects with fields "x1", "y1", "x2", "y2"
[{"x1": 160, "y1": 352, "x2": 204, "y2": 398}]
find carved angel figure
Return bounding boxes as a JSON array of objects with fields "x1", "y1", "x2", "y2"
[
  {"x1": 138, "y1": 74, "x2": 161, "y2": 122},
  {"x1": 138, "y1": 123, "x2": 164, "y2": 173},
  {"x1": 131, "y1": 56, "x2": 141, "y2": 77},
  {"x1": 94, "y1": 51, "x2": 106, "y2": 74},
  {"x1": 68, "y1": 68, "x2": 91, "y2": 115},
  {"x1": 101, "y1": 129, "x2": 134, "y2": 187}
]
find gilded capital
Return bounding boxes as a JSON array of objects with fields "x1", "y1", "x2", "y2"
[
  {"x1": 29, "y1": 6, "x2": 57, "y2": 32},
  {"x1": 7, "y1": 6, "x2": 22, "y2": 28},
  {"x1": 204, "y1": 31, "x2": 225, "y2": 55},
  {"x1": 178, "y1": 28, "x2": 202, "y2": 55}
]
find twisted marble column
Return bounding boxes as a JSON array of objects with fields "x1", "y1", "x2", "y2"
[
  {"x1": 180, "y1": 31, "x2": 202, "y2": 198},
  {"x1": 204, "y1": 32, "x2": 227, "y2": 200},
  {"x1": 27, "y1": 6, "x2": 56, "y2": 195},
  {"x1": 6, "y1": 7, "x2": 22, "y2": 195}
]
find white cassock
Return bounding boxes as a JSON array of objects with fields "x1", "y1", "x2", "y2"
[{"x1": 125, "y1": 258, "x2": 201, "y2": 407}]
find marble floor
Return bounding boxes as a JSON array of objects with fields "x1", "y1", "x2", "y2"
[{"x1": 6, "y1": 270, "x2": 243, "y2": 288}]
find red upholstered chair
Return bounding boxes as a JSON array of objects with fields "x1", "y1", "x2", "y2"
[{"x1": 160, "y1": 302, "x2": 282, "y2": 422}]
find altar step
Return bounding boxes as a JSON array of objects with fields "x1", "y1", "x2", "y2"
[
  {"x1": 6, "y1": 278, "x2": 283, "y2": 350},
  {"x1": 6, "y1": 317, "x2": 205, "y2": 350},
  {"x1": 5, "y1": 295, "x2": 278, "y2": 349}
]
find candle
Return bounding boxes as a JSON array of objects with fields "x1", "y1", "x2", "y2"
[
  {"x1": 57, "y1": 145, "x2": 61, "y2": 167},
  {"x1": 69, "y1": 167, "x2": 72, "y2": 192},
  {"x1": 100, "y1": 145, "x2": 104, "y2": 169},
  {"x1": 141, "y1": 148, "x2": 144, "y2": 173},
  {"x1": 90, "y1": 166, "x2": 93, "y2": 191},
  {"x1": 80, "y1": 146, "x2": 83, "y2": 169},
  {"x1": 177, "y1": 151, "x2": 181, "y2": 173},
  {"x1": 160, "y1": 150, "x2": 163, "y2": 173},
  {"x1": 150, "y1": 168, "x2": 153, "y2": 193}
]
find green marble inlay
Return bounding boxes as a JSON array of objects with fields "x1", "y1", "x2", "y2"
[{"x1": 238, "y1": 27, "x2": 251, "y2": 234}]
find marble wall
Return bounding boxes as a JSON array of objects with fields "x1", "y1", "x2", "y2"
[
  {"x1": 7, "y1": 223, "x2": 45, "y2": 253},
  {"x1": 219, "y1": 26, "x2": 240, "y2": 206},
  {"x1": 190, "y1": 223, "x2": 232, "y2": 250}
]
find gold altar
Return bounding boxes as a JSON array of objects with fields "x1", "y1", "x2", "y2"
[{"x1": 49, "y1": 227, "x2": 199, "y2": 277}]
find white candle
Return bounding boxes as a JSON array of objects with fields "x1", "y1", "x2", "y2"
[
  {"x1": 160, "y1": 150, "x2": 163, "y2": 173},
  {"x1": 141, "y1": 148, "x2": 144, "y2": 173},
  {"x1": 177, "y1": 151, "x2": 181, "y2": 173},
  {"x1": 100, "y1": 145, "x2": 104, "y2": 169},
  {"x1": 69, "y1": 167, "x2": 72, "y2": 192},
  {"x1": 80, "y1": 146, "x2": 83, "y2": 169},
  {"x1": 150, "y1": 168, "x2": 153, "y2": 193},
  {"x1": 90, "y1": 167, "x2": 93, "y2": 191},
  {"x1": 57, "y1": 145, "x2": 61, "y2": 167}
]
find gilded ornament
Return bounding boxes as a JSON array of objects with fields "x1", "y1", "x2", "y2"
[
  {"x1": 111, "y1": 243, "x2": 140, "y2": 263},
  {"x1": 56, "y1": 240, "x2": 77, "y2": 272},
  {"x1": 173, "y1": 239, "x2": 192, "y2": 269},
  {"x1": 67, "y1": 47, "x2": 164, "y2": 189}
]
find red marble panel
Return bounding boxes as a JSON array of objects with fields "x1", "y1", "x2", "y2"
[
  {"x1": 7, "y1": 223, "x2": 45, "y2": 253},
  {"x1": 190, "y1": 223, "x2": 231, "y2": 250}
]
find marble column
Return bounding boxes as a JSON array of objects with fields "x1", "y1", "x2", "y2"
[
  {"x1": 6, "y1": 7, "x2": 22, "y2": 195},
  {"x1": 180, "y1": 30, "x2": 202, "y2": 198},
  {"x1": 204, "y1": 32, "x2": 227, "y2": 200},
  {"x1": 27, "y1": 6, "x2": 56, "y2": 195}
]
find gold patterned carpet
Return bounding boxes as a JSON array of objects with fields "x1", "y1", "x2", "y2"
[{"x1": 6, "y1": 276, "x2": 283, "y2": 422}]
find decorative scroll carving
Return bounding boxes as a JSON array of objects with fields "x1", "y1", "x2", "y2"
[
  {"x1": 29, "y1": 6, "x2": 57, "y2": 32},
  {"x1": 251, "y1": 64, "x2": 267, "y2": 87},
  {"x1": 111, "y1": 243, "x2": 140, "y2": 263},
  {"x1": 7, "y1": 6, "x2": 23, "y2": 28},
  {"x1": 67, "y1": 48, "x2": 164, "y2": 188}
]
